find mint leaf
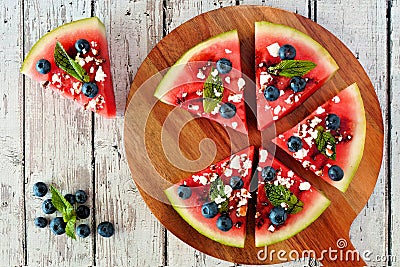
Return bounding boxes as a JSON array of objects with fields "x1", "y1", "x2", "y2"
[
  {"x1": 218, "y1": 200, "x2": 229, "y2": 213},
  {"x1": 209, "y1": 176, "x2": 227, "y2": 202},
  {"x1": 268, "y1": 60, "x2": 316, "y2": 78},
  {"x1": 65, "y1": 217, "x2": 76, "y2": 240},
  {"x1": 54, "y1": 41, "x2": 90, "y2": 83},
  {"x1": 315, "y1": 126, "x2": 337, "y2": 160},
  {"x1": 265, "y1": 183, "x2": 303, "y2": 214},
  {"x1": 203, "y1": 68, "x2": 224, "y2": 113},
  {"x1": 63, "y1": 207, "x2": 76, "y2": 222}
]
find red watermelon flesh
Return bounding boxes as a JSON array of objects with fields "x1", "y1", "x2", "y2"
[
  {"x1": 255, "y1": 148, "x2": 330, "y2": 247},
  {"x1": 255, "y1": 21, "x2": 338, "y2": 131},
  {"x1": 154, "y1": 30, "x2": 248, "y2": 134},
  {"x1": 273, "y1": 83, "x2": 366, "y2": 192},
  {"x1": 164, "y1": 146, "x2": 254, "y2": 248},
  {"x1": 21, "y1": 17, "x2": 116, "y2": 118}
]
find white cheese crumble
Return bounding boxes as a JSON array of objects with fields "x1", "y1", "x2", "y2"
[
  {"x1": 294, "y1": 95, "x2": 300, "y2": 103},
  {"x1": 316, "y1": 106, "x2": 326, "y2": 115},
  {"x1": 237, "y1": 78, "x2": 246, "y2": 91},
  {"x1": 230, "y1": 155, "x2": 241, "y2": 170},
  {"x1": 182, "y1": 92, "x2": 187, "y2": 98},
  {"x1": 51, "y1": 73, "x2": 61, "y2": 84},
  {"x1": 188, "y1": 104, "x2": 199, "y2": 111},
  {"x1": 90, "y1": 66, "x2": 95, "y2": 73},
  {"x1": 231, "y1": 122, "x2": 238, "y2": 129},
  {"x1": 75, "y1": 55, "x2": 86, "y2": 66},
  {"x1": 304, "y1": 136, "x2": 314, "y2": 147},
  {"x1": 287, "y1": 170, "x2": 294, "y2": 178},
  {"x1": 196, "y1": 90, "x2": 203, "y2": 96},
  {"x1": 228, "y1": 94, "x2": 243, "y2": 103},
  {"x1": 211, "y1": 103, "x2": 221, "y2": 115},
  {"x1": 211, "y1": 68, "x2": 219, "y2": 77},
  {"x1": 332, "y1": 96, "x2": 341, "y2": 103},
  {"x1": 267, "y1": 42, "x2": 280, "y2": 57},
  {"x1": 193, "y1": 175, "x2": 208, "y2": 185},
  {"x1": 259, "y1": 149, "x2": 268, "y2": 163},
  {"x1": 224, "y1": 185, "x2": 233, "y2": 198},
  {"x1": 278, "y1": 134, "x2": 284, "y2": 139},
  {"x1": 302, "y1": 161, "x2": 311, "y2": 168},
  {"x1": 91, "y1": 41, "x2": 97, "y2": 47},
  {"x1": 225, "y1": 48, "x2": 232, "y2": 54},
  {"x1": 224, "y1": 168, "x2": 233, "y2": 177},
  {"x1": 197, "y1": 69, "x2": 206, "y2": 80},
  {"x1": 259, "y1": 72, "x2": 272, "y2": 86},
  {"x1": 210, "y1": 173, "x2": 219, "y2": 182},
  {"x1": 268, "y1": 225, "x2": 276, "y2": 232},
  {"x1": 92, "y1": 48, "x2": 98, "y2": 55},
  {"x1": 309, "y1": 129, "x2": 319, "y2": 139},
  {"x1": 95, "y1": 66, "x2": 107, "y2": 82},
  {"x1": 274, "y1": 105, "x2": 282, "y2": 115},
  {"x1": 280, "y1": 90, "x2": 285, "y2": 96},
  {"x1": 225, "y1": 76, "x2": 231, "y2": 84},
  {"x1": 284, "y1": 94, "x2": 294, "y2": 104},
  {"x1": 273, "y1": 116, "x2": 279, "y2": 121},
  {"x1": 72, "y1": 82, "x2": 82, "y2": 94},
  {"x1": 214, "y1": 88, "x2": 222, "y2": 97},
  {"x1": 299, "y1": 181, "x2": 311, "y2": 191},
  {"x1": 293, "y1": 148, "x2": 309, "y2": 160},
  {"x1": 309, "y1": 116, "x2": 322, "y2": 128},
  {"x1": 243, "y1": 159, "x2": 252, "y2": 169},
  {"x1": 85, "y1": 55, "x2": 94, "y2": 63},
  {"x1": 214, "y1": 195, "x2": 226, "y2": 204}
]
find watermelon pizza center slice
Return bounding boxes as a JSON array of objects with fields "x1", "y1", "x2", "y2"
[
  {"x1": 255, "y1": 148, "x2": 330, "y2": 247},
  {"x1": 164, "y1": 146, "x2": 254, "y2": 248}
]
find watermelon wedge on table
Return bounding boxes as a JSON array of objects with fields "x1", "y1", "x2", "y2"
[
  {"x1": 164, "y1": 146, "x2": 254, "y2": 248},
  {"x1": 273, "y1": 83, "x2": 366, "y2": 192},
  {"x1": 154, "y1": 30, "x2": 248, "y2": 134},
  {"x1": 255, "y1": 21, "x2": 339, "y2": 131},
  {"x1": 255, "y1": 148, "x2": 330, "y2": 247},
  {"x1": 21, "y1": 17, "x2": 116, "y2": 118}
]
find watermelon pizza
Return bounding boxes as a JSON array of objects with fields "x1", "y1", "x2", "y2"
[
  {"x1": 273, "y1": 83, "x2": 366, "y2": 192},
  {"x1": 21, "y1": 17, "x2": 116, "y2": 118},
  {"x1": 255, "y1": 21, "x2": 339, "y2": 131},
  {"x1": 154, "y1": 30, "x2": 248, "y2": 134},
  {"x1": 164, "y1": 146, "x2": 254, "y2": 248},
  {"x1": 255, "y1": 148, "x2": 330, "y2": 247}
]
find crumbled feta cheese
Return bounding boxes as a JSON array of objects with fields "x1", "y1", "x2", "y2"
[
  {"x1": 214, "y1": 88, "x2": 222, "y2": 97},
  {"x1": 293, "y1": 148, "x2": 309, "y2": 160},
  {"x1": 294, "y1": 95, "x2": 300, "y2": 103},
  {"x1": 95, "y1": 66, "x2": 107, "y2": 82},
  {"x1": 214, "y1": 195, "x2": 226, "y2": 204},
  {"x1": 210, "y1": 173, "x2": 219, "y2": 182},
  {"x1": 332, "y1": 96, "x2": 341, "y2": 103},
  {"x1": 231, "y1": 122, "x2": 238, "y2": 129},
  {"x1": 243, "y1": 159, "x2": 252, "y2": 169},
  {"x1": 325, "y1": 146, "x2": 334, "y2": 157},
  {"x1": 196, "y1": 90, "x2": 203, "y2": 96},
  {"x1": 211, "y1": 104, "x2": 221, "y2": 115},
  {"x1": 264, "y1": 105, "x2": 271, "y2": 111},
  {"x1": 280, "y1": 90, "x2": 285, "y2": 96},
  {"x1": 92, "y1": 48, "x2": 98, "y2": 55},
  {"x1": 284, "y1": 94, "x2": 294, "y2": 104},
  {"x1": 238, "y1": 198, "x2": 248, "y2": 207},
  {"x1": 287, "y1": 170, "x2": 294, "y2": 178},
  {"x1": 315, "y1": 170, "x2": 323, "y2": 176},
  {"x1": 241, "y1": 188, "x2": 251, "y2": 199},
  {"x1": 304, "y1": 136, "x2": 314, "y2": 147},
  {"x1": 224, "y1": 185, "x2": 233, "y2": 198},
  {"x1": 225, "y1": 76, "x2": 231, "y2": 84},
  {"x1": 72, "y1": 82, "x2": 82, "y2": 94},
  {"x1": 225, "y1": 48, "x2": 232, "y2": 54},
  {"x1": 237, "y1": 78, "x2": 246, "y2": 90},
  {"x1": 75, "y1": 55, "x2": 85, "y2": 66},
  {"x1": 309, "y1": 116, "x2": 322, "y2": 128},
  {"x1": 281, "y1": 202, "x2": 288, "y2": 209},
  {"x1": 211, "y1": 68, "x2": 219, "y2": 77},
  {"x1": 268, "y1": 225, "x2": 275, "y2": 232},
  {"x1": 259, "y1": 150, "x2": 268, "y2": 164},
  {"x1": 299, "y1": 181, "x2": 311, "y2": 191},
  {"x1": 267, "y1": 42, "x2": 280, "y2": 57},
  {"x1": 188, "y1": 104, "x2": 199, "y2": 111},
  {"x1": 302, "y1": 161, "x2": 311, "y2": 168},
  {"x1": 193, "y1": 175, "x2": 208, "y2": 185},
  {"x1": 273, "y1": 116, "x2": 279, "y2": 121},
  {"x1": 309, "y1": 129, "x2": 319, "y2": 139},
  {"x1": 257, "y1": 166, "x2": 262, "y2": 172},
  {"x1": 90, "y1": 66, "x2": 95, "y2": 73},
  {"x1": 197, "y1": 69, "x2": 206, "y2": 80},
  {"x1": 316, "y1": 106, "x2": 325, "y2": 115},
  {"x1": 278, "y1": 134, "x2": 284, "y2": 139},
  {"x1": 85, "y1": 55, "x2": 94, "y2": 63},
  {"x1": 228, "y1": 94, "x2": 243, "y2": 103},
  {"x1": 181, "y1": 92, "x2": 187, "y2": 98},
  {"x1": 274, "y1": 105, "x2": 282, "y2": 115},
  {"x1": 258, "y1": 62, "x2": 264, "y2": 68},
  {"x1": 259, "y1": 72, "x2": 272, "y2": 86},
  {"x1": 224, "y1": 168, "x2": 233, "y2": 177},
  {"x1": 230, "y1": 155, "x2": 241, "y2": 170}
]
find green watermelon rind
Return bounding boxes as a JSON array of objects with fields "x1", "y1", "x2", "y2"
[
  {"x1": 255, "y1": 193, "x2": 331, "y2": 247},
  {"x1": 164, "y1": 186, "x2": 246, "y2": 248},
  {"x1": 154, "y1": 30, "x2": 238, "y2": 104},
  {"x1": 20, "y1": 17, "x2": 106, "y2": 75},
  {"x1": 331, "y1": 83, "x2": 366, "y2": 192},
  {"x1": 255, "y1": 21, "x2": 339, "y2": 77}
]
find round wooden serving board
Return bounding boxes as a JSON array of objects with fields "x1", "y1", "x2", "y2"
[{"x1": 124, "y1": 6, "x2": 384, "y2": 266}]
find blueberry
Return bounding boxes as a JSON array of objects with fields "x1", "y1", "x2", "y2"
[
  {"x1": 98, "y1": 221, "x2": 114, "y2": 237},
  {"x1": 76, "y1": 205, "x2": 90, "y2": 219},
  {"x1": 177, "y1": 185, "x2": 192, "y2": 200},
  {"x1": 263, "y1": 85, "x2": 280, "y2": 101},
  {"x1": 219, "y1": 102, "x2": 237, "y2": 119},
  {"x1": 82, "y1": 82, "x2": 99, "y2": 98},
  {"x1": 42, "y1": 199, "x2": 56, "y2": 214},
  {"x1": 216, "y1": 215, "x2": 233, "y2": 232},
  {"x1": 201, "y1": 202, "x2": 219, "y2": 219},
  {"x1": 279, "y1": 44, "x2": 296, "y2": 60},
  {"x1": 35, "y1": 59, "x2": 51, "y2": 74},
  {"x1": 75, "y1": 39, "x2": 90, "y2": 54},
  {"x1": 290, "y1": 76, "x2": 307, "y2": 93},
  {"x1": 325, "y1": 114, "x2": 341, "y2": 130},
  {"x1": 328, "y1": 165, "x2": 344, "y2": 181},
  {"x1": 64, "y1": 194, "x2": 75, "y2": 205},
  {"x1": 229, "y1": 176, "x2": 244, "y2": 190},
  {"x1": 216, "y1": 58, "x2": 232, "y2": 74},
  {"x1": 34, "y1": 217, "x2": 48, "y2": 228},
  {"x1": 76, "y1": 224, "x2": 91, "y2": 238},
  {"x1": 33, "y1": 182, "x2": 48, "y2": 197},
  {"x1": 269, "y1": 206, "x2": 287, "y2": 226},
  {"x1": 75, "y1": 190, "x2": 88, "y2": 204},
  {"x1": 261, "y1": 166, "x2": 276, "y2": 182},
  {"x1": 287, "y1": 136, "x2": 303, "y2": 152},
  {"x1": 49, "y1": 217, "x2": 66, "y2": 235}
]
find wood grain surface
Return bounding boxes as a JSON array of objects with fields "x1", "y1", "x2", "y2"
[
  {"x1": 124, "y1": 5, "x2": 383, "y2": 266},
  {"x1": 0, "y1": 0, "x2": 395, "y2": 266}
]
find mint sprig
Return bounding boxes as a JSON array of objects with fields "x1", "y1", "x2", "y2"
[
  {"x1": 265, "y1": 183, "x2": 304, "y2": 214},
  {"x1": 203, "y1": 68, "x2": 224, "y2": 113},
  {"x1": 50, "y1": 185, "x2": 76, "y2": 239},
  {"x1": 54, "y1": 41, "x2": 90, "y2": 83},
  {"x1": 268, "y1": 60, "x2": 316, "y2": 78},
  {"x1": 209, "y1": 177, "x2": 230, "y2": 213},
  {"x1": 315, "y1": 126, "x2": 337, "y2": 160}
]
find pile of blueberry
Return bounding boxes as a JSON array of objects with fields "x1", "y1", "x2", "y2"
[{"x1": 33, "y1": 182, "x2": 114, "y2": 238}]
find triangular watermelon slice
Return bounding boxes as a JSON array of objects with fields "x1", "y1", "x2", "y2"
[
  {"x1": 255, "y1": 148, "x2": 330, "y2": 247},
  {"x1": 21, "y1": 17, "x2": 116, "y2": 118},
  {"x1": 255, "y1": 21, "x2": 339, "y2": 131},
  {"x1": 154, "y1": 30, "x2": 248, "y2": 134},
  {"x1": 164, "y1": 146, "x2": 254, "y2": 248},
  {"x1": 273, "y1": 83, "x2": 366, "y2": 192}
]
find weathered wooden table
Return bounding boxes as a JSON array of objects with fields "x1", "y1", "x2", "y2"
[{"x1": 0, "y1": 0, "x2": 397, "y2": 266}]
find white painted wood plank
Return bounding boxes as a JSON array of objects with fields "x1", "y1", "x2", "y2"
[
  {"x1": 92, "y1": 1, "x2": 165, "y2": 266},
  {"x1": 390, "y1": 0, "x2": 400, "y2": 264},
  {"x1": 317, "y1": 0, "x2": 388, "y2": 264},
  {"x1": 23, "y1": 1, "x2": 94, "y2": 266},
  {"x1": 0, "y1": 0, "x2": 24, "y2": 265}
]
